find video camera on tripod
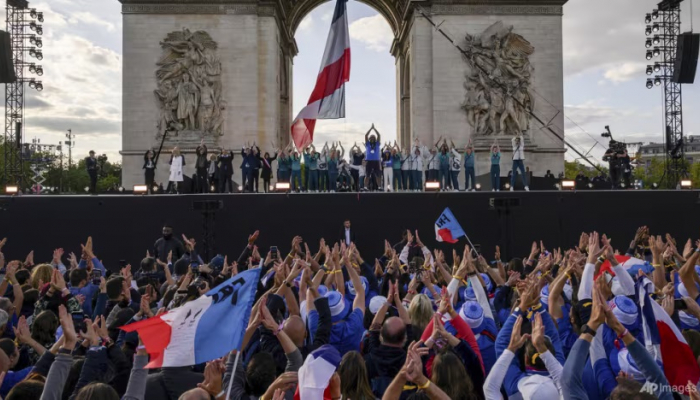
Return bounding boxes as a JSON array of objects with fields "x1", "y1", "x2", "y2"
[{"x1": 601, "y1": 126, "x2": 627, "y2": 162}]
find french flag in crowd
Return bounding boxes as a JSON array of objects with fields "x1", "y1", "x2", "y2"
[
  {"x1": 596, "y1": 255, "x2": 652, "y2": 280},
  {"x1": 294, "y1": 345, "x2": 341, "y2": 400},
  {"x1": 121, "y1": 268, "x2": 261, "y2": 368},
  {"x1": 435, "y1": 207, "x2": 466, "y2": 244},
  {"x1": 638, "y1": 280, "x2": 700, "y2": 394},
  {"x1": 291, "y1": 0, "x2": 351, "y2": 150}
]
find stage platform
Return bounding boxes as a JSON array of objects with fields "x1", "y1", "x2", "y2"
[{"x1": 1, "y1": 190, "x2": 698, "y2": 269}]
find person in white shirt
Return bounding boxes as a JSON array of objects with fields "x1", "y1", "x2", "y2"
[
  {"x1": 409, "y1": 141, "x2": 427, "y2": 191},
  {"x1": 400, "y1": 148, "x2": 411, "y2": 190},
  {"x1": 510, "y1": 132, "x2": 529, "y2": 191},
  {"x1": 449, "y1": 140, "x2": 462, "y2": 191}
]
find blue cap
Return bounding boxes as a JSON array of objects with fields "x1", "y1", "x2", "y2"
[
  {"x1": 460, "y1": 286, "x2": 476, "y2": 302},
  {"x1": 459, "y1": 301, "x2": 484, "y2": 329}
]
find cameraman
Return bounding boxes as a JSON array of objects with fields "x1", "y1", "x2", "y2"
[
  {"x1": 620, "y1": 148, "x2": 632, "y2": 188},
  {"x1": 603, "y1": 141, "x2": 623, "y2": 189}
]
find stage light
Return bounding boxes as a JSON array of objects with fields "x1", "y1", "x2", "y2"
[
  {"x1": 28, "y1": 80, "x2": 35, "y2": 89},
  {"x1": 653, "y1": 47, "x2": 660, "y2": 57},
  {"x1": 118, "y1": 186, "x2": 125, "y2": 192},
  {"x1": 133, "y1": 185, "x2": 148, "y2": 194},
  {"x1": 35, "y1": 66, "x2": 42, "y2": 76},
  {"x1": 425, "y1": 182, "x2": 440, "y2": 191},
  {"x1": 620, "y1": 183, "x2": 626, "y2": 189},
  {"x1": 29, "y1": 8, "x2": 36, "y2": 19},
  {"x1": 652, "y1": 23, "x2": 660, "y2": 32},
  {"x1": 555, "y1": 183, "x2": 561, "y2": 190},
  {"x1": 645, "y1": 26, "x2": 653, "y2": 36},
  {"x1": 652, "y1": 9, "x2": 659, "y2": 20},
  {"x1": 5, "y1": 186, "x2": 18, "y2": 194},
  {"x1": 654, "y1": 63, "x2": 661, "y2": 72},
  {"x1": 646, "y1": 51, "x2": 653, "y2": 60},
  {"x1": 37, "y1": 12, "x2": 43, "y2": 23},
  {"x1": 238, "y1": 185, "x2": 243, "y2": 191},
  {"x1": 646, "y1": 79, "x2": 654, "y2": 89},
  {"x1": 29, "y1": 64, "x2": 35, "y2": 73},
  {"x1": 652, "y1": 182, "x2": 659, "y2": 189},
  {"x1": 153, "y1": 186, "x2": 160, "y2": 193},
  {"x1": 84, "y1": 186, "x2": 89, "y2": 193},
  {"x1": 646, "y1": 39, "x2": 653, "y2": 48},
  {"x1": 646, "y1": 66, "x2": 653, "y2": 75},
  {"x1": 35, "y1": 38, "x2": 42, "y2": 48},
  {"x1": 35, "y1": 50, "x2": 42, "y2": 60},
  {"x1": 475, "y1": 183, "x2": 482, "y2": 191},
  {"x1": 29, "y1": 21, "x2": 37, "y2": 31},
  {"x1": 275, "y1": 182, "x2": 290, "y2": 192},
  {"x1": 587, "y1": 183, "x2": 594, "y2": 189},
  {"x1": 645, "y1": 13, "x2": 652, "y2": 24},
  {"x1": 653, "y1": 35, "x2": 661, "y2": 45},
  {"x1": 561, "y1": 180, "x2": 575, "y2": 190},
  {"x1": 654, "y1": 77, "x2": 662, "y2": 86},
  {"x1": 36, "y1": 26, "x2": 42, "y2": 35},
  {"x1": 35, "y1": 82, "x2": 42, "y2": 91},
  {"x1": 681, "y1": 180, "x2": 692, "y2": 189},
  {"x1": 504, "y1": 183, "x2": 511, "y2": 190},
  {"x1": 210, "y1": 185, "x2": 215, "y2": 192}
]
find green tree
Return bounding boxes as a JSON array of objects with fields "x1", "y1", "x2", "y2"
[{"x1": 564, "y1": 160, "x2": 608, "y2": 180}]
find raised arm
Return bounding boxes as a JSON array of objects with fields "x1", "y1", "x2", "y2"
[{"x1": 345, "y1": 246, "x2": 365, "y2": 313}]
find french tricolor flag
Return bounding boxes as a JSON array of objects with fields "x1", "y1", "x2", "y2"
[
  {"x1": 121, "y1": 268, "x2": 261, "y2": 368},
  {"x1": 294, "y1": 345, "x2": 341, "y2": 400},
  {"x1": 639, "y1": 280, "x2": 700, "y2": 395},
  {"x1": 291, "y1": 0, "x2": 351, "y2": 150},
  {"x1": 435, "y1": 207, "x2": 466, "y2": 244}
]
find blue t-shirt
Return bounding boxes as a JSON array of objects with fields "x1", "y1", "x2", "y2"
[
  {"x1": 304, "y1": 153, "x2": 319, "y2": 170},
  {"x1": 365, "y1": 142, "x2": 381, "y2": 161},
  {"x1": 439, "y1": 153, "x2": 450, "y2": 168},
  {"x1": 291, "y1": 156, "x2": 302, "y2": 171},
  {"x1": 464, "y1": 153, "x2": 475, "y2": 168},
  {"x1": 491, "y1": 152, "x2": 501, "y2": 165},
  {"x1": 329, "y1": 308, "x2": 364, "y2": 356},
  {"x1": 392, "y1": 154, "x2": 402, "y2": 169}
]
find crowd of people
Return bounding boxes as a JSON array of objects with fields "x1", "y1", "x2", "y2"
[
  {"x1": 1, "y1": 223, "x2": 700, "y2": 399},
  {"x1": 144, "y1": 131, "x2": 539, "y2": 194}
]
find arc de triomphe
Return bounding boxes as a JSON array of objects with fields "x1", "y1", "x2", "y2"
[{"x1": 118, "y1": 0, "x2": 568, "y2": 189}]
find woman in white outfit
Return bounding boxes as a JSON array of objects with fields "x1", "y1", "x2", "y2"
[
  {"x1": 381, "y1": 146, "x2": 393, "y2": 192},
  {"x1": 167, "y1": 147, "x2": 186, "y2": 194}
]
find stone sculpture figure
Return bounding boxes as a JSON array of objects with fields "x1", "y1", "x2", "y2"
[
  {"x1": 462, "y1": 22, "x2": 535, "y2": 136},
  {"x1": 154, "y1": 28, "x2": 225, "y2": 137}
]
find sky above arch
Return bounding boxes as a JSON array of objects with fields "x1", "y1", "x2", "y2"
[{"x1": 8, "y1": 0, "x2": 700, "y2": 166}]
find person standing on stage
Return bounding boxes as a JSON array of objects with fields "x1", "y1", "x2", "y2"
[
  {"x1": 382, "y1": 145, "x2": 393, "y2": 192},
  {"x1": 620, "y1": 148, "x2": 632, "y2": 188},
  {"x1": 438, "y1": 140, "x2": 451, "y2": 191},
  {"x1": 291, "y1": 150, "x2": 303, "y2": 192},
  {"x1": 86, "y1": 150, "x2": 98, "y2": 194},
  {"x1": 364, "y1": 128, "x2": 382, "y2": 192},
  {"x1": 400, "y1": 147, "x2": 411, "y2": 190},
  {"x1": 391, "y1": 142, "x2": 402, "y2": 191},
  {"x1": 463, "y1": 141, "x2": 476, "y2": 191},
  {"x1": 143, "y1": 150, "x2": 156, "y2": 194},
  {"x1": 167, "y1": 147, "x2": 185, "y2": 194},
  {"x1": 491, "y1": 142, "x2": 501, "y2": 191},
  {"x1": 260, "y1": 151, "x2": 277, "y2": 193},
  {"x1": 350, "y1": 143, "x2": 364, "y2": 191},
  {"x1": 328, "y1": 144, "x2": 342, "y2": 192},
  {"x1": 410, "y1": 140, "x2": 426, "y2": 191},
  {"x1": 449, "y1": 139, "x2": 462, "y2": 191},
  {"x1": 251, "y1": 144, "x2": 262, "y2": 193},
  {"x1": 510, "y1": 132, "x2": 529, "y2": 191},
  {"x1": 218, "y1": 148, "x2": 234, "y2": 193},
  {"x1": 318, "y1": 143, "x2": 330, "y2": 192},
  {"x1": 277, "y1": 145, "x2": 291, "y2": 183},
  {"x1": 195, "y1": 140, "x2": 209, "y2": 193},
  {"x1": 208, "y1": 153, "x2": 218, "y2": 193},
  {"x1": 304, "y1": 144, "x2": 320, "y2": 192},
  {"x1": 241, "y1": 145, "x2": 256, "y2": 193}
]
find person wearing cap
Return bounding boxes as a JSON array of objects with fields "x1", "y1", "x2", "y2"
[
  {"x1": 467, "y1": 271, "x2": 499, "y2": 374},
  {"x1": 363, "y1": 280, "x2": 411, "y2": 397},
  {"x1": 86, "y1": 150, "x2": 98, "y2": 194},
  {"x1": 326, "y1": 251, "x2": 366, "y2": 356}
]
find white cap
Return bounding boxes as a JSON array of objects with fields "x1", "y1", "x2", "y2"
[
  {"x1": 369, "y1": 296, "x2": 388, "y2": 315},
  {"x1": 517, "y1": 374, "x2": 560, "y2": 400}
]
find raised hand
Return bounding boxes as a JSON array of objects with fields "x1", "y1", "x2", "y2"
[
  {"x1": 406, "y1": 230, "x2": 414, "y2": 244},
  {"x1": 415, "y1": 231, "x2": 424, "y2": 248},
  {"x1": 58, "y1": 305, "x2": 78, "y2": 348},
  {"x1": 507, "y1": 316, "x2": 530, "y2": 352},
  {"x1": 248, "y1": 230, "x2": 260, "y2": 246},
  {"x1": 24, "y1": 250, "x2": 34, "y2": 268}
]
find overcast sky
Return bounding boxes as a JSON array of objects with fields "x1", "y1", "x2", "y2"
[{"x1": 10, "y1": 0, "x2": 700, "y2": 165}]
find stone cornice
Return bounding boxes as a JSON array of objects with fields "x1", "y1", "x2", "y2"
[{"x1": 430, "y1": 4, "x2": 563, "y2": 15}]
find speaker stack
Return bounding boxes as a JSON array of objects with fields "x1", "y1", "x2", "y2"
[{"x1": 672, "y1": 32, "x2": 700, "y2": 84}]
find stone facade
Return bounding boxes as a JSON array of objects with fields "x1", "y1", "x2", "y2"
[{"x1": 118, "y1": 0, "x2": 568, "y2": 187}]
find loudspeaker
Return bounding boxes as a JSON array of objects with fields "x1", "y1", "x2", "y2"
[
  {"x1": 673, "y1": 32, "x2": 700, "y2": 84},
  {"x1": 0, "y1": 31, "x2": 15, "y2": 84}
]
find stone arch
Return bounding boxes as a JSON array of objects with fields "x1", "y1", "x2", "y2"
[{"x1": 288, "y1": 0, "x2": 402, "y2": 36}]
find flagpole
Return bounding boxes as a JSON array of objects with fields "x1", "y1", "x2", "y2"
[
  {"x1": 463, "y1": 234, "x2": 480, "y2": 258},
  {"x1": 225, "y1": 350, "x2": 242, "y2": 400}
]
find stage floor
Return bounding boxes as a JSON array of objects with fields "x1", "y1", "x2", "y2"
[{"x1": 1, "y1": 190, "x2": 698, "y2": 268}]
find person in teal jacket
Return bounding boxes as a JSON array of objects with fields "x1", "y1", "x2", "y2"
[{"x1": 291, "y1": 151, "x2": 303, "y2": 192}]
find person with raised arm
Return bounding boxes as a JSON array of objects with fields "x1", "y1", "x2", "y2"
[
  {"x1": 510, "y1": 132, "x2": 529, "y2": 191},
  {"x1": 364, "y1": 127, "x2": 382, "y2": 192}
]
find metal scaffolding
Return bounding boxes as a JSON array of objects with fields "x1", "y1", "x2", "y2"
[{"x1": 3, "y1": 0, "x2": 43, "y2": 188}]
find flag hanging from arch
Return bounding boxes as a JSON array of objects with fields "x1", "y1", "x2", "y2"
[{"x1": 291, "y1": 0, "x2": 351, "y2": 150}]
